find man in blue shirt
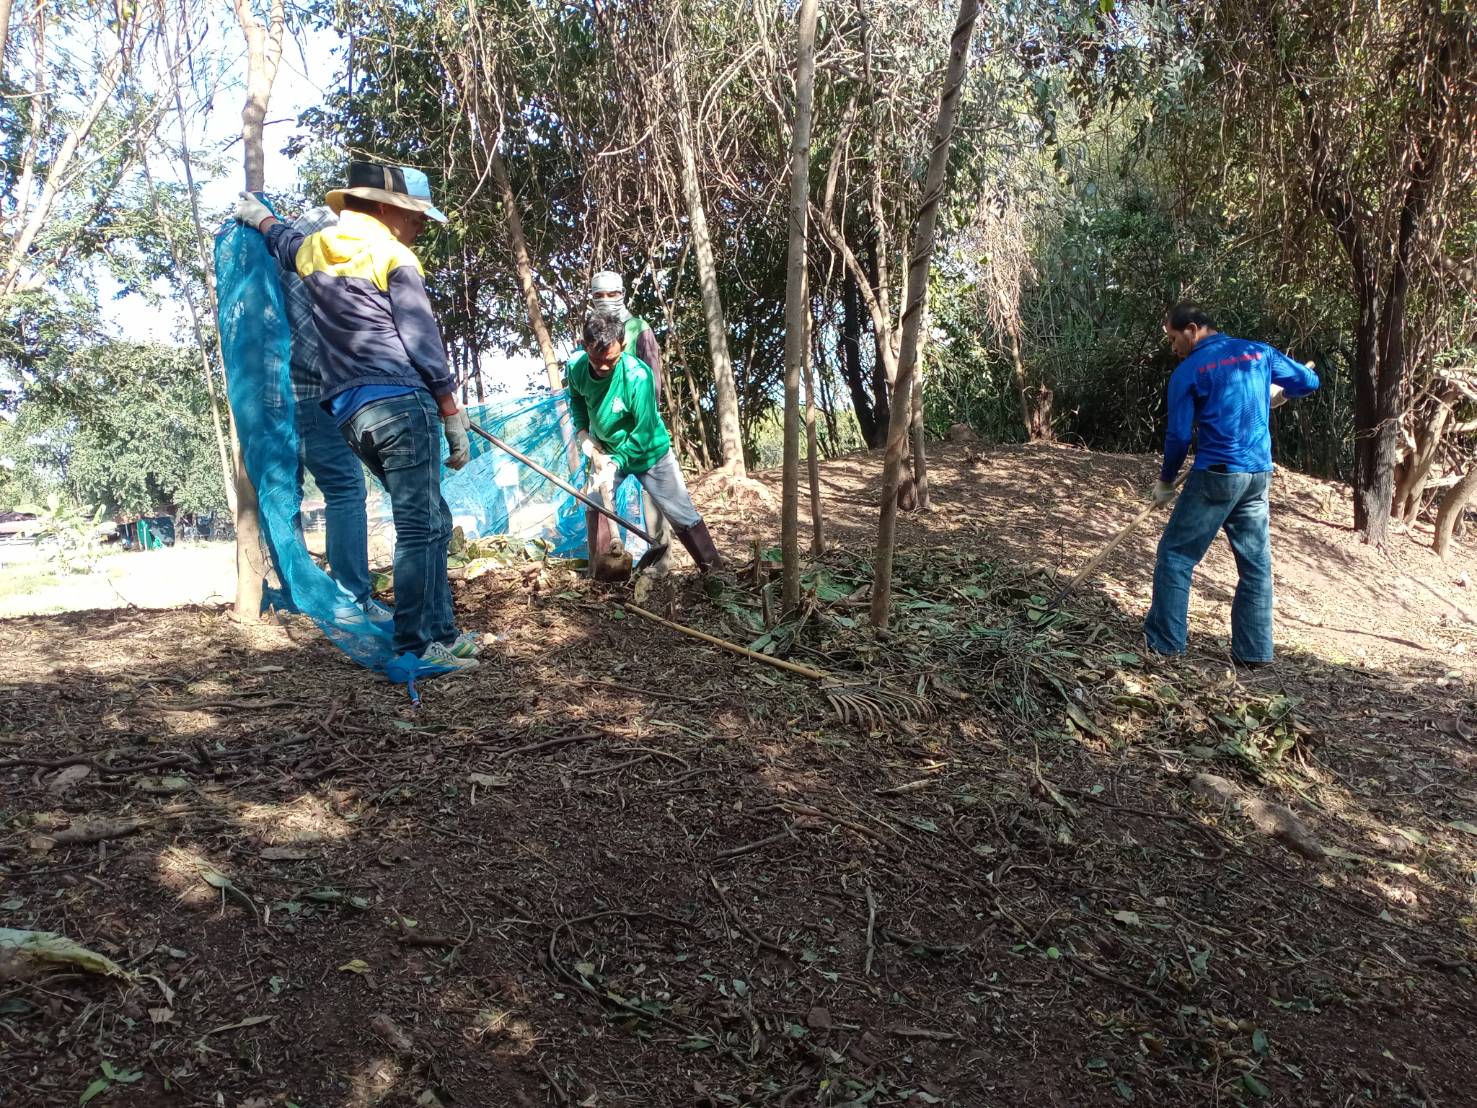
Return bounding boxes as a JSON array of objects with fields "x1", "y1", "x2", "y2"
[{"x1": 1145, "y1": 302, "x2": 1320, "y2": 665}]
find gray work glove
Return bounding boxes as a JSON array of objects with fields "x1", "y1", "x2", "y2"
[
  {"x1": 442, "y1": 409, "x2": 471, "y2": 470},
  {"x1": 234, "y1": 191, "x2": 273, "y2": 229},
  {"x1": 1150, "y1": 480, "x2": 1177, "y2": 508}
]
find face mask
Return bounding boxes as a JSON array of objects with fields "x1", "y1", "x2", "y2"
[{"x1": 590, "y1": 271, "x2": 630, "y2": 320}]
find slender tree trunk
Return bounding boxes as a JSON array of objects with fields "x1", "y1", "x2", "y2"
[
  {"x1": 160, "y1": 21, "x2": 237, "y2": 513},
  {"x1": 804, "y1": 332, "x2": 825, "y2": 555},
  {"x1": 780, "y1": 0, "x2": 819, "y2": 611},
  {"x1": 1349, "y1": 289, "x2": 1381, "y2": 538},
  {"x1": 231, "y1": 0, "x2": 284, "y2": 622},
  {"x1": 839, "y1": 272, "x2": 880, "y2": 445},
  {"x1": 141, "y1": 158, "x2": 235, "y2": 517},
  {"x1": 669, "y1": 32, "x2": 745, "y2": 475},
  {"x1": 909, "y1": 340, "x2": 928, "y2": 509},
  {"x1": 489, "y1": 148, "x2": 561, "y2": 390},
  {"x1": 1394, "y1": 390, "x2": 1455, "y2": 522},
  {"x1": 870, "y1": 0, "x2": 977, "y2": 629},
  {"x1": 1435, "y1": 468, "x2": 1477, "y2": 560},
  {"x1": 0, "y1": 0, "x2": 14, "y2": 85},
  {"x1": 675, "y1": 367, "x2": 713, "y2": 469}
]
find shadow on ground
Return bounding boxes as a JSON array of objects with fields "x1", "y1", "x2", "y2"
[{"x1": 1, "y1": 443, "x2": 1475, "y2": 1108}]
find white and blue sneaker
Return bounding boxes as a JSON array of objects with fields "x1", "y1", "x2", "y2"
[{"x1": 363, "y1": 599, "x2": 394, "y2": 624}]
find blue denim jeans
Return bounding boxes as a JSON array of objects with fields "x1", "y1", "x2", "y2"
[
  {"x1": 295, "y1": 401, "x2": 371, "y2": 606},
  {"x1": 340, "y1": 391, "x2": 457, "y2": 657},
  {"x1": 1144, "y1": 469, "x2": 1274, "y2": 663}
]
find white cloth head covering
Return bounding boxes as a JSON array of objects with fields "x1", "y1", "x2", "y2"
[{"x1": 589, "y1": 270, "x2": 629, "y2": 320}]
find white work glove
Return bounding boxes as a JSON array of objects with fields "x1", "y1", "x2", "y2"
[
  {"x1": 578, "y1": 430, "x2": 611, "y2": 470},
  {"x1": 234, "y1": 191, "x2": 273, "y2": 229},
  {"x1": 442, "y1": 409, "x2": 471, "y2": 470},
  {"x1": 1270, "y1": 383, "x2": 1287, "y2": 409},
  {"x1": 1150, "y1": 480, "x2": 1177, "y2": 508},
  {"x1": 586, "y1": 458, "x2": 618, "y2": 500}
]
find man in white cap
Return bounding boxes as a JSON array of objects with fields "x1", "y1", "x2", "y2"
[
  {"x1": 589, "y1": 270, "x2": 663, "y2": 394},
  {"x1": 234, "y1": 161, "x2": 481, "y2": 672},
  {"x1": 586, "y1": 270, "x2": 671, "y2": 573}
]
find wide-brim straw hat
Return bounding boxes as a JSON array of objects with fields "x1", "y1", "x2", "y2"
[{"x1": 326, "y1": 162, "x2": 448, "y2": 222}]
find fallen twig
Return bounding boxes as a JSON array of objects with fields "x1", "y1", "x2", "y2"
[
  {"x1": 707, "y1": 873, "x2": 794, "y2": 957},
  {"x1": 713, "y1": 829, "x2": 798, "y2": 862},
  {"x1": 497, "y1": 733, "x2": 602, "y2": 759},
  {"x1": 864, "y1": 885, "x2": 878, "y2": 976}
]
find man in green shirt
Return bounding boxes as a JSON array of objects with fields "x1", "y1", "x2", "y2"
[
  {"x1": 588, "y1": 270, "x2": 670, "y2": 569},
  {"x1": 568, "y1": 311, "x2": 724, "y2": 574}
]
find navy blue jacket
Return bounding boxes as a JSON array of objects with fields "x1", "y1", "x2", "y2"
[
  {"x1": 1161, "y1": 334, "x2": 1320, "y2": 482},
  {"x1": 264, "y1": 210, "x2": 453, "y2": 409}
]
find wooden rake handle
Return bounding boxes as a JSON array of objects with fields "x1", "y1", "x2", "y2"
[
  {"x1": 623, "y1": 604, "x2": 831, "y2": 681},
  {"x1": 1052, "y1": 472, "x2": 1189, "y2": 607}
]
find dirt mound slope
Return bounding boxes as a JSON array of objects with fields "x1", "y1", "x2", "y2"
[{"x1": 1, "y1": 444, "x2": 1474, "y2": 1107}]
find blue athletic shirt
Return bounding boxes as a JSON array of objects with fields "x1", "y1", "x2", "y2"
[{"x1": 1161, "y1": 334, "x2": 1320, "y2": 482}]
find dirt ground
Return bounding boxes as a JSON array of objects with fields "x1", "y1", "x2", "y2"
[{"x1": 2, "y1": 443, "x2": 1475, "y2": 1108}]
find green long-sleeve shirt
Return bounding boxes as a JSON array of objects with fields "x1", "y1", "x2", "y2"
[{"x1": 566, "y1": 350, "x2": 672, "y2": 474}]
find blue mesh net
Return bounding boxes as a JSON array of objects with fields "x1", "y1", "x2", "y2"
[{"x1": 214, "y1": 211, "x2": 646, "y2": 693}]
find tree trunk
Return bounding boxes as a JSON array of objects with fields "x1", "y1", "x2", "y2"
[
  {"x1": 1349, "y1": 287, "x2": 1382, "y2": 539},
  {"x1": 674, "y1": 367, "x2": 713, "y2": 469},
  {"x1": 162, "y1": 33, "x2": 237, "y2": 514},
  {"x1": 0, "y1": 0, "x2": 14, "y2": 86},
  {"x1": 669, "y1": 34, "x2": 745, "y2": 476},
  {"x1": 908, "y1": 309, "x2": 932, "y2": 508},
  {"x1": 231, "y1": 0, "x2": 285, "y2": 623},
  {"x1": 839, "y1": 272, "x2": 880, "y2": 445},
  {"x1": 780, "y1": 0, "x2": 819, "y2": 611},
  {"x1": 909, "y1": 374, "x2": 928, "y2": 510},
  {"x1": 1435, "y1": 468, "x2": 1477, "y2": 560},
  {"x1": 804, "y1": 334, "x2": 825, "y2": 556},
  {"x1": 870, "y1": 0, "x2": 977, "y2": 629},
  {"x1": 488, "y1": 148, "x2": 561, "y2": 390},
  {"x1": 812, "y1": 306, "x2": 841, "y2": 455},
  {"x1": 141, "y1": 158, "x2": 235, "y2": 518},
  {"x1": 1394, "y1": 389, "x2": 1455, "y2": 522}
]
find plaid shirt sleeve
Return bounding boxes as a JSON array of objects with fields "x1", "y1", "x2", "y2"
[{"x1": 284, "y1": 206, "x2": 338, "y2": 404}]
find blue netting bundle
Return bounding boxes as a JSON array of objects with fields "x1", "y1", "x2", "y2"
[{"x1": 214, "y1": 212, "x2": 645, "y2": 691}]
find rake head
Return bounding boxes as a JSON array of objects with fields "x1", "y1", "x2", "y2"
[{"x1": 823, "y1": 681, "x2": 936, "y2": 729}]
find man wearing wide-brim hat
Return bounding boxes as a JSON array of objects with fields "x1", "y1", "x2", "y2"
[{"x1": 234, "y1": 161, "x2": 482, "y2": 673}]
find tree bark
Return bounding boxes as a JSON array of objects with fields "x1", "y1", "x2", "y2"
[
  {"x1": 488, "y1": 148, "x2": 561, "y2": 390},
  {"x1": 669, "y1": 29, "x2": 745, "y2": 476},
  {"x1": 1394, "y1": 388, "x2": 1456, "y2": 522},
  {"x1": 804, "y1": 333, "x2": 825, "y2": 556},
  {"x1": 1435, "y1": 468, "x2": 1477, "y2": 560},
  {"x1": 780, "y1": 0, "x2": 819, "y2": 611},
  {"x1": 141, "y1": 158, "x2": 235, "y2": 518},
  {"x1": 0, "y1": 0, "x2": 14, "y2": 88},
  {"x1": 160, "y1": 25, "x2": 237, "y2": 514},
  {"x1": 230, "y1": 0, "x2": 285, "y2": 623},
  {"x1": 838, "y1": 271, "x2": 880, "y2": 445},
  {"x1": 870, "y1": 0, "x2": 977, "y2": 629},
  {"x1": 909, "y1": 364, "x2": 928, "y2": 510}
]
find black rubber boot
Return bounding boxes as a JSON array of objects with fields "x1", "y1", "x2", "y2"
[{"x1": 674, "y1": 520, "x2": 727, "y2": 573}]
